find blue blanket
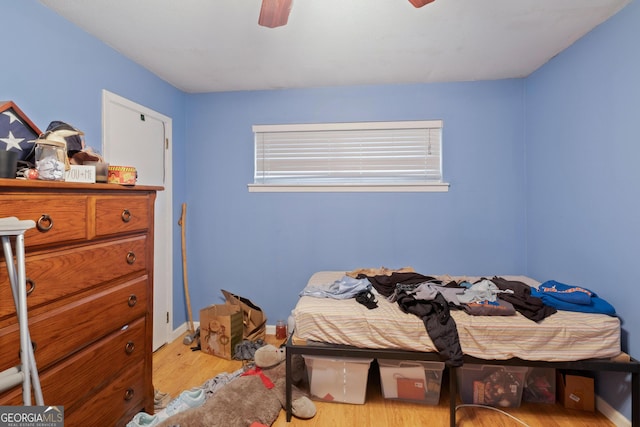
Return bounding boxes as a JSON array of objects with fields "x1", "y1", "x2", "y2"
[{"x1": 531, "y1": 280, "x2": 616, "y2": 316}]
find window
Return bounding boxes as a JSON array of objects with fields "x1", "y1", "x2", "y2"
[{"x1": 249, "y1": 120, "x2": 449, "y2": 192}]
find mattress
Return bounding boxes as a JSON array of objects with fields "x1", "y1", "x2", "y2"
[{"x1": 292, "y1": 271, "x2": 621, "y2": 362}]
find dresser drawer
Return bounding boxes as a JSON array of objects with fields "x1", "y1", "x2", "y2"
[
  {"x1": 95, "y1": 196, "x2": 150, "y2": 237},
  {"x1": 45, "y1": 317, "x2": 146, "y2": 411},
  {"x1": 0, "y1": 236, "x2": 147, "y2": 319},
  {"x1": 0, "y1": 317, "x2": 146, "y2": 407},
  {"x1": 0, "y1": 276, "x2": 148, "y2": 372},
  {"x1": 0, "y1": 195, "x2": 87, "y2": 247},
  {"x1": 64, "y1": 361, "x2": 146, "y2": 427}
]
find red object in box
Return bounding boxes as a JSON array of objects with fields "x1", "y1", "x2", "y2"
[{"x1": 397, "y1": 377, "x2": 426, "y2": 400}]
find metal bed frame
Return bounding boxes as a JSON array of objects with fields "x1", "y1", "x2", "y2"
[{"x1": 285, "y1": 336, "x2": 640, "y2": 427}]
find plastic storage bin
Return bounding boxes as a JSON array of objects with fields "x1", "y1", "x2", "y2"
[
  {"x1": 302, "y1": 355, "x2": 373, "y2": 404},
  {"x1": 457, "y1": 364, "x2": 528, "y2": 408},
  {"x1": 378, "y1": 359, "x2": 445, "y2": 405},
  {"x1": 523, "y1": 367, "x2": 556, "y2": 404}
]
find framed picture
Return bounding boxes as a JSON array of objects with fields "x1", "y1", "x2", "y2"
[{"x1": 0, "y1": 100, "x2": 42, "y2": 162}]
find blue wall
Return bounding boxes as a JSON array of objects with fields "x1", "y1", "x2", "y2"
[
  {"x1": 184, "y1": 82, "x2": 526, "y2": 322},
  {"x1": 2, "y1": 1, "x2": 189, "y2": 331},
  {"x1": 525, "y1": 0, "x2": 640, "y2": 419},
  {"x1": 5, "y1": 0, "x2": 638, "y2": 422},
  {"x1": 3, "y1": 3, "x2": 186, "y2": 152}
]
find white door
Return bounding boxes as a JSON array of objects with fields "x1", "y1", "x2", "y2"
[{"x1": 101, "y1": 90, "x2": 173, "y2": 351}]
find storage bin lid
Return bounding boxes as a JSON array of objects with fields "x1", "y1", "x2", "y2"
[
  {"x1": 378, "y1": 359, "x2": 445, "y2": 370},
  {"x1": 302, "y1": 355, "x2": 373, "y2": 364}
]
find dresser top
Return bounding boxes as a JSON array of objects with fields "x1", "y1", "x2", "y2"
[{"x1": 0, "y1": 178, "x2": 163, "y2": 192}]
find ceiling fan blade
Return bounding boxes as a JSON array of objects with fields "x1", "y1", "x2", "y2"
[
  {"x1": 408, "y1": 0, "x2": 436, "y2": 7},
  {"x1": 259, "y1": 0, "x2": 293, "y2": 28}
]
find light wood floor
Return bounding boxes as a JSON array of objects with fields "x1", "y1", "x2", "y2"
[{"x1": 153, "y1": 333, "x2": 616, "y2": 427}]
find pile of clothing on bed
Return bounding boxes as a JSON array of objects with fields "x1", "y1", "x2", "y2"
[{"x1": 299, "y1": 267, "x2": 617, "y2": 367}]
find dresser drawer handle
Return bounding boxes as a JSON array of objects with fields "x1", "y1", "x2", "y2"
[
  {"x1": 128, "y1": 295, "x2": 137, "y2": 307},
  {"x1": 126, "y1": 251, "x2": 137, "y2": 265},
  {"x1": 25, "y1": 278, "x2": 35, "y2": 296},
  {"x1": 36, "y1": 214, "x2": 53, "y2": 232},
  {"x1": 125, "y1": 341, "x2": 135, "y2": 354},
  {"x1": 121, "y1": 209, "x2": 132, "y2": 223},
  {"x1": 124, "y1": 388, "x2": 135, "y2": 401}
]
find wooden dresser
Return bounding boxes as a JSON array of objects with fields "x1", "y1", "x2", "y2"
[{"x1": 0, "y1": 179, "x2": 161, "y2": 426}]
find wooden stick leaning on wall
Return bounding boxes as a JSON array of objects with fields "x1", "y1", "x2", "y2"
[{"x1": 179, "y1": 203, "x2": 196, "y2": 344}]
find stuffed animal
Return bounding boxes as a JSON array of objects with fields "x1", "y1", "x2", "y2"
[{"x1": 156, "y1": 344, "x2": 316, "y2": 427}]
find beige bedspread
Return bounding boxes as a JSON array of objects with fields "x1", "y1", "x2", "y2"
[{"x1": 292, "y1": 271, "x2": 621, "y2": 361}]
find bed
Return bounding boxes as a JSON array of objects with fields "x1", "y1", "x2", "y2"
[{"x1": 284, "y1": 271, "x2": 640, "y2": 426}]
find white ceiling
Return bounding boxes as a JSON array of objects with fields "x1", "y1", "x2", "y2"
[{"x1": 39, "y1": 0, "x2": 630, "y2": 93}]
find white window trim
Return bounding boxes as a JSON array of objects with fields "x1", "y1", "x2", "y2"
[
  {"x1": 253, "y1": 120, "x2": 442, "y2": 133},
  {"x1": 250, "y1": 120, "x2": 449, "y2": 193},
  {"x1": 248, "y1": 183, "x2": 449, "y2": 192}
]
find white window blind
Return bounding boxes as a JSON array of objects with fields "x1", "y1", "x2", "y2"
[{"x1": 250, "y1": 121, "x2": 448, "y2": 192}]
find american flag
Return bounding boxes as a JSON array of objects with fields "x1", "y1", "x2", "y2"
[{"x1": 0, "y1": 101, "x2": 41, "y2": 162}]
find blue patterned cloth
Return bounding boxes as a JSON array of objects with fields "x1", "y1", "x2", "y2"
[{"x1": 299, "y1": 275, "x2": 372, "y2": 299}]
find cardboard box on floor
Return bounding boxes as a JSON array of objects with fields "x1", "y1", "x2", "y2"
[
  {"x1": 557, "y1": 371, "x2": 595, "y2": 411},
  {"x1": 200, "y1": 304, "x2": 243, "y2": 360},
  {"x1": 221, "y1": 289, "x2": 267, "y2": 341}
]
